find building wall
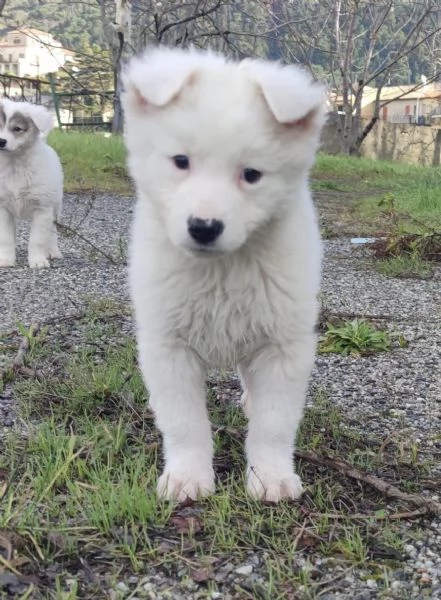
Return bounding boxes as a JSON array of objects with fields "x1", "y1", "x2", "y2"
[
  {"x1": 321, "y1": 115, "x2": 441, "y2": 166},
  {"x1": 0, "y1": 29, "x2": 68, "y2": 77},
  {"x1": 362, "y1": 98, "x2": 441, "y2": 123}
]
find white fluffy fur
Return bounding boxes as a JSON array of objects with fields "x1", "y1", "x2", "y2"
[
  {"x1": 0, "y1": 99, "x2": 63, "y2": 268},
  {"x1": 122, "y1": 46, "x2": 327, "y2": 503}
]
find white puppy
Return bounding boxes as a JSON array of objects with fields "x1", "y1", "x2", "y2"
[
  {"x1": 122, "y1": 47, "x2": 326, "y2": 503},
  {"x1": 0, "y1": 99, "x2": 63, "y2": 268}
]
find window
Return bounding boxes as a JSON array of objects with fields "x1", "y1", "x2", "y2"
[
  {"x1": 13, "y1": 38, "x2": 21, "y2": 44},
  {"x1": 19, "y1": 53, "x2": 24, "y2": 59}
]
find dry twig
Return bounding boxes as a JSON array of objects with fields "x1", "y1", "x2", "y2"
[
  {"x1": 296, "y1": 449, "x2": 441, "y2": 516},
  {"x1": 55, "y1": 221, "x2": 120, "y2": 265}
]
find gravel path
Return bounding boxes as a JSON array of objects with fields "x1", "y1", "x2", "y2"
[{"x1": 0, "y1": 192, "x2": 440, "y2": 599}]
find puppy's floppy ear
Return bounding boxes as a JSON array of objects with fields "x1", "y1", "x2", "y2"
[
  {"x1": 240, "y1": 59, "x2": 327, "y2": 131},
  {"x1": 122, "y1": 47, "x2": 201, "y2": 111},
  {"x1": 21, "y1": 103, "x2": 54, "y2": 133}
]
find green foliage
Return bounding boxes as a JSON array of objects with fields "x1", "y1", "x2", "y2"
[
  {"x1": 47, "y1": 130, "x2": 130, "y2": 194},
  {"x1": 314, "y1": 153, "x2": 441, "y2": 229},
  {"x1": 1, "y1": 0, "x2": 439, "y2": 87},
  {"x1": 376, "y1": 254, "x2": 434, "y2": 279},
  {"x1": 319, "y1": 319, "x2": 394, "y2": 356},
  {"x1": 1, "y1": 0, "x2": 106, "y2": 48},
  {"x1": 367, "y1": 191, "x2": 441, "y2": 278}
]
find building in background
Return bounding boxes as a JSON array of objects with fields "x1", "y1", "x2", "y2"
[{"x1": 0, "y1": 27, "x2": 74, "y2": 78}]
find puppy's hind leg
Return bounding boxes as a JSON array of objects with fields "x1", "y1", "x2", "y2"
[
  {"x1": 139, "y1": 340, "x2": 215, "y2": 502},
  {"x1": 0, "y1": 208, "x2": 16, "y2": 267},
  {"x1": 28, "y1": 208, "x2": 56, "y2": 268},
  {"x1": 48, "y1": 206, "x2": 62, "y2": 260},
  {"x1": 237, "y1": 363, "x2": 251, "y2": 418}
]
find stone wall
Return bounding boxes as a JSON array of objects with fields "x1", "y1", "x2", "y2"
[{"x1": 321, "y1": 115, "x2": 441, "y2": 166}]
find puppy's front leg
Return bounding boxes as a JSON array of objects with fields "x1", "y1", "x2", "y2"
[
  {"x1": 28, "y1": 208, "x2": 56, "y2": 268},
  {"x1": 243, "y1": 336, "x2": 316, "y2": 503},
  {"x1": 139, "y1": 341, "x2": 215, "y2": 502},
  {"x1": 0, "y1": 208, "x2": 16, "y2": 267}
]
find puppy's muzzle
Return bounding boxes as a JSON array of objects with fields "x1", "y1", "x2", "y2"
[
  {"x1": 187, "y1": 217, "x2": 224, "y2": 245},
  {"x1": 0, "y1": 138, "x2": 7, "y2": 149}
]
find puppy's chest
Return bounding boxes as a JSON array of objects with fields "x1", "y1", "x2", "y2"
[
  {"x1": 0, "y1": 170, "x2": 35, "y2": 217},
  {"x1": 172, "y1": 271, "x2": 280, "y2": 367}
]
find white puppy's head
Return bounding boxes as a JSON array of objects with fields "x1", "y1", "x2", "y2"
[
  {"x1": 122, "y1": 47, "x2": 327, "y2": 256},
  {"x1": 0, "y1": 99, "x2": 54, "y2": 154}
]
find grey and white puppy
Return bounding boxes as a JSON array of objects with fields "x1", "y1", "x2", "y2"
[{"x1": 0, "y1": 99, "x2": 63, "y2": 268}]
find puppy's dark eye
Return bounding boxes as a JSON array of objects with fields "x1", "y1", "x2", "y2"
[
  {"x1": 242, "y1": 168, "x2": 262, "y2": 184},
  {"x1": 172, "y1": 155, "x2": 190, "y2": 170},
  {"x1": 12, "y1": 126, "x2": 22, "y2": 133}
]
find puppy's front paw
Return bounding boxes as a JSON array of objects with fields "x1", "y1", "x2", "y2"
[
  {"x1": 29, "y1": 255, "x2": 50, "y2": 269},
  {"x1": 48, "y1": 248, "x2": 62, "y2": 259},
  {"x1": 247, "y1": 466, "x2": 303, "y2": 503},
  {"x1": 157, "y1": 467, "x2": 215, "y2": 502}
]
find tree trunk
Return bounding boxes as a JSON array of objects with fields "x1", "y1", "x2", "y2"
[{"x1": 111, "y1": 32, "x2": 124, "y2": 135}]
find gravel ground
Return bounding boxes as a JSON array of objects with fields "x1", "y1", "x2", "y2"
[{"x1": 0, "y1": 192, "x2": 440, "y2": 599}]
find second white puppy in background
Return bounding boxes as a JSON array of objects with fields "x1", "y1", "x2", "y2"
[{"x1": 0, "y1": 99, "x2": 63, "y2": 268}]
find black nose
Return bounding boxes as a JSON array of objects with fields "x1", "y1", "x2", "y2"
[
  {"x1": 0, "y1": 139, "x2": 6, "y2": 148},
  {"x1": 187, "y1": 217, "x2": 224, "y2": 245}
]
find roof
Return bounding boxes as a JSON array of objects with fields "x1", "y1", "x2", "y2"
[
  {"x1": 363, "y1": 83, "x2": 441, "y2": 103},
  {"x1": 8, "y1": 27, "x2": 57, "y2": 38},
  {"x1": 331, "y1": 82, "x2": 441, "y2": 108}
]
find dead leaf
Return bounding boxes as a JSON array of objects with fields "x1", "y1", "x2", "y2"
[
  {"x1": 156, "y1": 541, "x2": 176, "y2": 554},
  {"x1": 10, "y1": 556, "x2": 31, "y2": 569},
  {"x1": 169, "y1": 515, "x2": 202, "y2": 535},
  {"x1": 190, "y1": 566, "x2": 213, "y2": 582},
  {"x1": 0, "y1": 535, "x2": 12, "y2": 561}
]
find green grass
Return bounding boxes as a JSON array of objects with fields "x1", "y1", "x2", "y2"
[
  {"x1": 318, "y1": 319, "x2": 404, "y2": 356},
  {"x1": 313, "y1": 153, "x2": 441, "y2": 228},
  {"x1": 376, "y1": 253, "x2": 434, "y2": 279},
  {"x1": 48, "y1": 129, "x2": 130, "y2": 194},
  {"x1": 0, "y1": 304, "x2": 437, "y2": 598}
]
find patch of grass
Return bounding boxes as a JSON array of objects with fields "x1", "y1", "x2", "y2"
[
  {"x1": 376, "y1": 253, "x2": 434, "y2": 279},
  {"x1": 318, "y1": 319, "x2": 397, "y2": 356},
  {"x1": 313, "y1": 153, "x2": 441, "y2": 235},
  {"x1": 0, "y1": 307, "x2": 437, "y2": 598},
  {"x1": 47, "y1": 129, "x2": 131, "y2": 194}
]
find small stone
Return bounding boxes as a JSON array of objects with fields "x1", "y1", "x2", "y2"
[
  {"x1": 116, "y1": 582, "x2": 130, "y2": 592},
  {"x1": 235, "y1": 564, "x2": 253, "y2": 576},
  {"x1": 366, "y1": 579, "x2": 377, "y2": 589}
]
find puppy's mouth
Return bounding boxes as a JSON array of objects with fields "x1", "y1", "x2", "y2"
[{"x1": 184, "y1": 242, "x2": 225, "y2": 257}]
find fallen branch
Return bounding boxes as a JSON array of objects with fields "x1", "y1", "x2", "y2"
[
  {"x1": 1, "y1": 309, "x2": 129, "y2": 383},
  {"x1": 304, "y1": 508, "x2": 428, "y2": 521},
  {"x1": 55, "y1": 221, "x2": 120, "y2": 265},
  {"x1": 0, "y1": 324, "x2": 43, "y2": 381},
  {"x1": 11, "y1": 324, "x2": 41, "y2": 370},
  {"x1": 295, "y1": 449, "x2": 441, "y2": 516}
]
